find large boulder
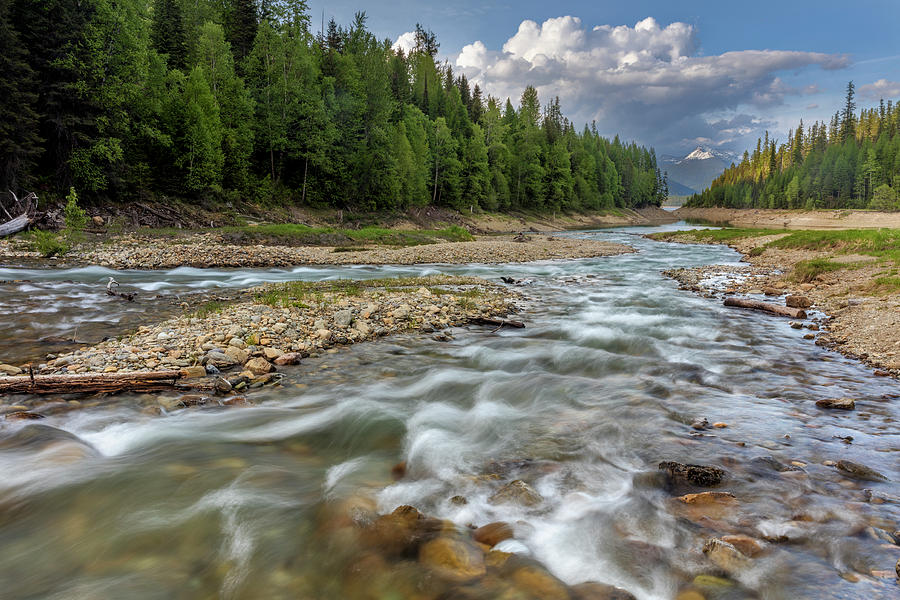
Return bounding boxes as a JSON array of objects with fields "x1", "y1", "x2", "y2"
[
  {"x1": 489, "y1": 480, "x2": 543, "y2": 507},
  {"x1": 419, "y1": 536, "x2": 486, "y2": 581}
]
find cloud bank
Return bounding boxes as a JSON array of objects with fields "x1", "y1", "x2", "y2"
[{"x1": 449, "y1": 16, "x2": 850, "y2": 153}]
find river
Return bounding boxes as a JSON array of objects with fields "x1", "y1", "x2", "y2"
[{"x1": 0, "y1": 223, "x2": 897, "y2": 599}]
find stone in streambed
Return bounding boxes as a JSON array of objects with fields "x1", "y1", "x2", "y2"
[
  {"x1": 720, "y1": 534, "x2": 765, "y2": 558},
  {"x1": 273, "y1": 352, "x2": 302, "y2": 366},
  {"x1": 786, "y1": 295, "x2": 812, "y2": 309},
  {"x1": 419, "y1": 536, "x2": 485, "y2": 581},
  {"x1": 816, "y1": 398, "x2": 855, "y2": 410},
  {"x1": 677, "y1": 491, "x2": 736, "y2": 505},
  {"x1": 245, "y1": 357, "x2": 273, "y2": 376},
  {"x1": 224, "y1": 346, "x2": 249, "y2": 364},
  {"x1": 206, "y1": 350, "x2": 238, "y2": 368},
  {"x1": 363, "y1": 505, "x2": 443, "y2": 556},
  {"x1": 510, "y1": 566, "x2": 569, "y2": 600},
  {"x1": 263, "y1": 347, "x2": 282, "y2": 360},
  {"x1": 0, "y1": 364, "x2": 22, "y2": 376},
  {"x1": 659, "y1": 461, "x2": 726, "y2": 487},
  {"x1": 179, "y1": 366, "x2": 206, "y2": 379},
  {"x1": 836, "y1": 460, "x2": 887, "y2": 481},
  {"x1": 473, "y1": 522, "x2": 514, "y2": 547},
  {"x1": 333, "y1": 309, "x2": 353, "y2": 328},
  {"x1": 571, "y1": 582, "x2": 637, "y2": 600},
  {"x1": 488, "y1": 480, "x2": 543, "y2": 507},
  {"x1": 5, "y1": 411, "x2": 45, "y2": 420},
  {"x1": 703, "y1": 538, "x2": 751, "y2": 574}
]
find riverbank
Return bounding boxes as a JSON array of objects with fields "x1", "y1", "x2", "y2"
[
  {"x1": 0, "y1": 276, "x2": 521, "y2": 411},
  {"x1": 650, "y1": 228, "x2": 900, "y2": 375},
  {"x1": 2, "y1": 233, "x2": 633, "y2": 270},
  {"x1": 674, "y1": 207, "x2": 900, "y2": 229}
]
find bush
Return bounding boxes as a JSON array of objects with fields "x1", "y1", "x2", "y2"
[
  {"x1": 63, "y1": 187, "x2": 88, "y2": 231},
  {"x1": 29, "y1": 230, "x2": 69, "y2": 257}
]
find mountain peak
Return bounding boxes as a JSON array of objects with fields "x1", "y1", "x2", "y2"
[{"x1": 684, "y1": 147, "x2": 717, "y2": 161}]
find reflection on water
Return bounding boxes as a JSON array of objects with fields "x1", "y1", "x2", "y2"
[{"x1": 1, "y1": 223, "x2": 898, "y2": 599}]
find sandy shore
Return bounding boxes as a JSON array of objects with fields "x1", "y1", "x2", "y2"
[
  {"x1": 674, "y1": 207, "x2": 900, "y2": 230},
  {"x1": 60, "y1": 233, "x2": 633, "y2": 270},
  {"x1": 652, "y1": 231, "x2": 900, "y2": 376}
]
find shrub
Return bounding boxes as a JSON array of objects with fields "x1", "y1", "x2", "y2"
[
  {"x1": 30, "y1": 230, "x2": 69, "y2": 257},
  {"x1": 63, "y1": 187, "x2": 88, "y2": 231}
]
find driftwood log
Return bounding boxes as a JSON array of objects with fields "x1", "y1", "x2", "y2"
[
  {"x1": 0, "y1": 370, "x2": 185, "y2": 395},
  {"x1": 469, "y1": 317, "x2": 526, "y2": 329},
  {"x1": 0, "y1": 191, "x2": 36, "y2": 237},
  {"x1": 724, "y1": 297, "x2": 807, "y2": 319}
]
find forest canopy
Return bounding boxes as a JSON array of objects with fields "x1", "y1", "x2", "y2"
[
  {"x1": 0, "y1": 0, "x2": 667, "y2": 213},
  {"x1": 686, "y1": 82, "x2": 900, "y2": 211}
]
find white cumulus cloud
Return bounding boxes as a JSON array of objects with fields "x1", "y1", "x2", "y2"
[
  {"x1": 393, "y1": 31, "x2": 417, "y2": 54},
  {"x1": 859, "y1": 79, "x2": 900, "y2": 101},
  {"x1": 455, "y1": 16, "x2": 850, "y2": 153}
]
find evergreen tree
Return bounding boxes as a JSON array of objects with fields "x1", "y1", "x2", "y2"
[{"x1": 151, "y1": 0, "x2": 188, "y2": 70}]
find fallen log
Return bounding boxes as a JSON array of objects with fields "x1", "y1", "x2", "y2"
[
  {"x1": 724, "y1": 297, "x2": 807, "y2": 319},
  {"x1": 0, "y1": 213, "x2": 30, "y2": 238},
  {"x1": 469, "y1": 317, "x2": 526, "y2": 329},
  {"x1": 0, "y1": 370, "x2": 184, "y2": 395}
]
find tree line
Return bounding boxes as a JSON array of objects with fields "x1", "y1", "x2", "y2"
[
  {"x1": 0, "y1": 0, "x2": 666, "y2": 214},
  {"x1": 687, "y1": 82, "x2": 900, "y2": 211}
]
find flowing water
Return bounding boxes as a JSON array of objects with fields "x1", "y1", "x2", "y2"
[{"x1": 0, "y1": 224, "x2": 898, "y2": 600}]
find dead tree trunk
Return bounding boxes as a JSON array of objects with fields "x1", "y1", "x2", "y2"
[
  {"x1": 0, "y1": 214, "x2": 30, "y2": 237},
  {"x1": 724, "y1": 297, "x2": 807, "y2": 319},
  {"x1": 0, "y1": 370, "x2": 185, "y2": 395}
]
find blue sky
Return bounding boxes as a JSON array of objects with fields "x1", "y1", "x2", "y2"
[{"x1": 306, "y1": 0, "x2": 900, "y2": 156}]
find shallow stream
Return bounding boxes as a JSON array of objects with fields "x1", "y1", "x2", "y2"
[{"x1": 0, "y1": 224, "x2": 897, "y2": 599}]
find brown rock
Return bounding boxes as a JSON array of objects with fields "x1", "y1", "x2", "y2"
[
  {"x1": 511, "y1": 566, "x2": 569, "y2": 600},
  {"x1": 473, "y1": 522, "x2": 514, "y2": 547},
  {"x1": 816, "y1": 398, "x2": 855, "y2": 410},
  {"x1": 675, "y1": 591, "x2": 705, "y2": 600},
  {"x1": 273, "y1": 352, "x2": 302, "y2": 366},
  {"x1": 263, "y1": 347, "x2": 282, "y2": 360},
  {"x1": 485, "y1": 550, "x2": 513, "y2": 570},
  {"x1": 419, "y1": 537, "x2": 486, "y2": 581},
  {"x1": 720, "y1": 534, "x2": 765, "y2": 558},
  {"x1": 5, "y1": 411, "x2": 45, "y2": 420},
  {"x1": 223, "y1": 346, "x2": 249, "y2": 365},
  {"x1": 0, "y1": 364, "x2": 23, "y2": 376},
  {"x1": 363, "y1": 505, "x2": 442, "y2": 556},
  {"x1": 677, "y1": 491, "x2": 736, "y2": 505},
  {"x1": 571, "y1": 581, "x2": 637, "y2": 600},
  {"x1": 391, "y1": 461, "x2": 407, "y2": 481},
  {"x1": 179, "y1": 365, "x2": 207, "y2": 379},
  {"x1": 703, "y1": 538, "x2": 751, "y2": 574},
  {"x1": 489, "y1": 480, "x2": 543, "y2": 507},
  {"x1": 245, "y1": 357, "x2": 273, "y2": 376},
  {"x1": 836, "y1": 460, "x2": 887, "y2": 481},
  {"x1": 786, "y1": 295, "x2": 812, "y2": 309},
  {"x1": 91, "y1": 215, "x2": 105, "y2": 226},
  {"x1": 659, "y1": 462, "x2": 726, "y2": 487}
]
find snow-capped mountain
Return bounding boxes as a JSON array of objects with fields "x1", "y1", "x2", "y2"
[{"x1": 660, "y1": 146, "x2": 736, "y2": 194}]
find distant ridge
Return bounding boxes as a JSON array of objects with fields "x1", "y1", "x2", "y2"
[{"x1": 662, "y1": 146, "x2": 733, "y2": 193}]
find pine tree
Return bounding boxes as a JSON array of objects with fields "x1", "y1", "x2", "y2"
[
  {"x1": 151, "y1": 0, "x2": 188, "y2": 70},
  {"x1": 840, "y1": 81, "x2": 856, "y2": 142},
  {"x1": 226, "y1": 0, "x2": 258, "y2": 67}
]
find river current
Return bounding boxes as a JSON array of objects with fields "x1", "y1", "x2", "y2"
[{"x1": 0, "y1": 224, "x2": 897, "y2": 599}]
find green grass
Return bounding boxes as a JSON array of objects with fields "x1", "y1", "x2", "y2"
[
  {"x1": 28, "y1": 230, "x2": 69, "y2": 257},
  {"x1": 255, "y1": 276, "x2": 490, "y2": 308},
  {"x1": 874, "y1": 275, "x2": 900, "y2": 293},
  {"x1": 648, "y1": 228, "x2": 776, "y2": 242},
  {"x1": 136, "y1": 223, "x2": 474, "y2": 248},
  {"x1": 766, "y1": 229, "x2": 900, "y2": 262},
  {"x1": 194, "y1": 300, "x2": 225, "y2": 318},
  {"x1": 793, "y1": 258, "x2": 845, "y2": 283}
]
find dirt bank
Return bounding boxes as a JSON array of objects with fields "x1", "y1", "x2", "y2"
[
  {"x1": 650, "y1": 229, "x2": 900, "y2": 376},
  {"x1": 674, "y1": 207, "x2": 900, "y2": 230}
]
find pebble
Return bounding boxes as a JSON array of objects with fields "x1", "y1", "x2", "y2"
[{"x1": 816, "y1": 398, "x2": 856, "y2": 410}]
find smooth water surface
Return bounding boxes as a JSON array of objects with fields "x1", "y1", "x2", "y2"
[{"x1": 0, "y1": 224, "x2": 897, "y2": 599}]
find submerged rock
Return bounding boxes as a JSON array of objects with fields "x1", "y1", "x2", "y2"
[
  {"x1": 419, "y1": 536, "x2": 486, "y2": 581},
  {"x1": 473, "y1": 522, "x2": 514, "y2": 547},
  {"x1": 703, "y1": 538, "x2": 752, "y2": 574},
  {"x1": 836, "y1": 460, "x2": 887, "y2": 481},
  {"x1": 816, "y1": 398, "x2": 855, "y2": 410},
  {"x1": 659, "y1": 461, "x2": 726, "y2": 487},
  {"x1": 571, "y1": 581, "x2": 637, "y2": 600},
  {"x1": 488, "y1": 480, "x2": 543, "y2": 507},
  {"x1": 511, "y1": 566, "x2": 569, "y2": 600}
]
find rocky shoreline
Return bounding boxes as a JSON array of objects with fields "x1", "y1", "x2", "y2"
[
  {"x1": 1, "y1": 233, "x2": 632, "y2": 270},
  {"x1": 673, "y1": 206, "x2": 900, "y2": 230},
  {"x1": 0, "y1": 276, "x2": 522, "y2": 414},
  {"x1": 652, "y1": 231, "x2": 900, "y2": 377}
]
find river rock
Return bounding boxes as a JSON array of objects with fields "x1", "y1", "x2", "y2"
[
  {"x1": 5, "y1": 411, "x2": 45, "y2": 420},
  {"x1": 228, "y1": 337, "x2": 246, "y2": 349},
  {"x1": 364, "y1": 505, "x2": 443, "y2": 556},
  {"x1": 245, "y1": 357, "x2": 273, "y2": 376},
  {"x1": 659, "y1": 461, "x2": 726, "y2": 487},
  {"x1": 224, "y1": 346, "x2": 249, "y2": 364},
  {"x1": 511, "y1": 566, "x2": 569, "y2": 600},
  {"x1": 488, "y1": 480, "x2": 543, "y2": 507},
  {"x1": 206, "y1": 350, "x2": 238, "y2": 368},
  {"x1": 677, "y1": 491, "x2": 736, "y2": 505},
  {"x1": 419, "y1": 537, "x2": 485, "y2": 581},
  {"x1": 273, "y1": 352, "x2": 302, "y2": 366},
  {"x1": 816, "y1": 398, "x2": 855, "y2": 410},
  {"x1": 703, "y1": 538, "x2": 751, "y2": 574},
  {"x1": 0, "y1": 364, "x2": 22, "y2": 376},
  {"x1": 263, "y1": 347, "x2": 283, "y2": 360},
  {"x1": 786, "y1": 295, "x2": 812, "y2": 309},
  {"x1": 836, "y1": 460, "x2": 887, "y2": 481},
  {"x1": 895, "y1": 557, "x2": 899, "y2": 580},
  {"x1": 214, "y1": 378, "x2": 233, "y2": 394},
  {"x1": 720, "y1": 534, "x2": 765, "y2": 558},
  {"x1": 179, "y1": 366, "x2": 206, "y2": 379},
  {"x1": 473, "y1": 522, "x2": 514, "y2": 547},
  {"x1": 334, "y1": 309, "x2": 353, "y2": 328},
  {"x1": 571, "y1": 582, "x2": 637, "y2": 600}
]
